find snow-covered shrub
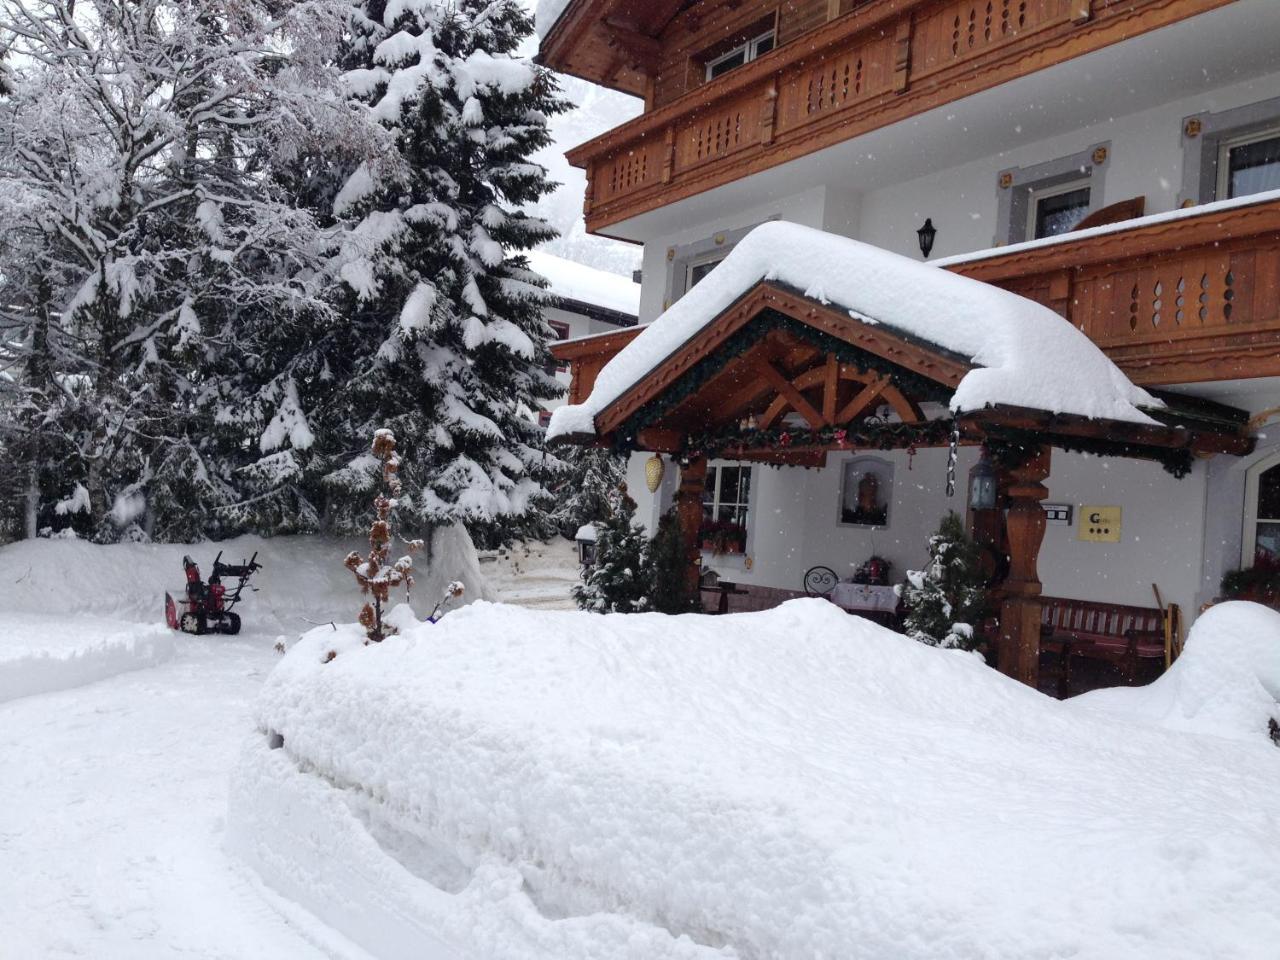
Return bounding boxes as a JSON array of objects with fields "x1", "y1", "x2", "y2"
[
  {"x1": 572, "y1": 484, "x2": 649, "y2": 613},
  {"x1": 901, "y1": 511, "x2": 987, "y2": 650}
]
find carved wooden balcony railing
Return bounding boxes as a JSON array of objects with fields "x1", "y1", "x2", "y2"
[
  {"x1": 564, "y1": 0, "x2": 1236, "y2": 233},
  {"x1": 552, "y1": 196, "x2": 1280, "y2": 401}
]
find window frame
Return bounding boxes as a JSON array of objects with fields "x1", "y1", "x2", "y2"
[
  {"x1": 704, "y1": 30, "x2": 775, "y2": 82},
  {"x1": 1242, "y1": 449, "x2": 1280, "y2": 566},
  {"x1": 684, "y1": 250, "x2": 727, "y2": 294},
  {"x1": 701, "y1": 462, "x2": 754, "y2": 554},
  {"x1": 1215, "y1": 125, "x2": 1280, "y2": 201},
  {"x1": 1025, "y1": 178, "x2": 1092, "y2": 241}
]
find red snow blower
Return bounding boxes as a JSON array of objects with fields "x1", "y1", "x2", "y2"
[{"x1": 165, "y1": 551, "x2": 262, "y2": 635}]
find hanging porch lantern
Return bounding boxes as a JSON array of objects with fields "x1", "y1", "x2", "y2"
[
  {"x1": 969, "y1": 448, "x2": 998, "y2": 511},
  {"x1": 645, "y1": 452, "x2": 665, "y2": 493},
  {"x1": 917, "y1": 217, "x2": 937, "y2": 259}
]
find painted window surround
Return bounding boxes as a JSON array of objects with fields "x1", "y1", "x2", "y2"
[
  {"x1": 1241, "y1": 448, "x2": 1280, "y2": 567},
  {"x1": 994, "y1": 141, "x2": 1110, "y2": 246},
  {"x1": 1181, "y1": 95, "x2": 1280, "y2": 205}
]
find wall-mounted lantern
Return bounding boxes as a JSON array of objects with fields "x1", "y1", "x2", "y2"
[
  {"x1": 969, "y1": 449, "x2": 998, "y2": 511},
  {"x1": 917, "y1": 218, "x2": 937, "y2": 259}
]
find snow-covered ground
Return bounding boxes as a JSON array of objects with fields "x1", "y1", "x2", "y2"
[
  {"x1": 235, "y1": 598, "x2": 1280, "y2": 960},
  {"x1": 0, "y1": 534, "x2": 579, "y2": 959},
  {"x1": 3, "y1": 533, "x2": 1277, "y2": 959}
]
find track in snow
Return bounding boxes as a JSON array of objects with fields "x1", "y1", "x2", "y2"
[{"x1": 0, "y1": 628, "x2": 367, "y2": 959}]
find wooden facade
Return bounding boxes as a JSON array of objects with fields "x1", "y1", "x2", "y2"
[
  {"x1": 553, "y1": 195, "x2": 1280, "y2": 393},
  {"x1": 537, "y1": 0, "x2": 1240, "y2": 233}
]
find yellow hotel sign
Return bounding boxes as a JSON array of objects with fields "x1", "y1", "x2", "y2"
[{"x1": 1079, "y1": 506, "x2": 1121, "y2": 543}]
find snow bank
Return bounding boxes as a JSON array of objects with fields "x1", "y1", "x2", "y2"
[
  {"x1": 232, "y1": 599, "x2": 1280, "y2": 959},
  {"x1": 0, "y1": 615, "x2": 175, "y2": 704},
  {"x1": 547, "y1": 221, "x2": 1159, "y2": 441},
  {"x1": 528, "y1": 249, "x2": 640, "y2": 316},
  {"x1": 0, "y1": 529, "x2": 494, "y2": 700},
  {"x1": 1075, "y1": 600, "x2": 1280, "y2": 741}
]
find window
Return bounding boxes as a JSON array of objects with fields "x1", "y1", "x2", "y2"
[
  {"x1": 701, "y1": 464, "x2": 752, "y2": 553},
  {"x1": 705, "y1": 31, "x2": 774, "y2": 81},
  {"x1": 1243, "y1": 454, "x2": 1280, "y2": 565},
  {"x1": 685, "y1": 253, "x2": 725, "y2": 293},
  {"x1": 1217, "y1": 127, "x2": 1280, "y2": 200},
  {"x1": 1028, "y1": 180, "x2": 1091, "y2": 239}
]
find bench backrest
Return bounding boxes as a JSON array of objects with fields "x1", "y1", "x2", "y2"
[{"x1": 1041, "y1": 596, "x2": 1163, "y2": 640}]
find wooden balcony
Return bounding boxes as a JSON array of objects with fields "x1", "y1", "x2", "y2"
[
  {"x1": 562, "y1": 0, "x2": 1236, "y2": 234},
  {"x1": 552, "y1": 196, "x2": 1280, "y2": 399}
]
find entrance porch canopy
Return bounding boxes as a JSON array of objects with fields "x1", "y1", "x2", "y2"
[{"x1": 547, "y1": 223, "x2": 1254, "y2": 687}]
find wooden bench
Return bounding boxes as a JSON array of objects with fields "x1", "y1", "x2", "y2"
[{"x1": 1039, "y1": 596, "x2": 1167, "y2": 697}]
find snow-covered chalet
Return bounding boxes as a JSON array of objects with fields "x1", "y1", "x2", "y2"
[{"x1": 537, "y1": 0, "x2": 1280, "y2": 692}]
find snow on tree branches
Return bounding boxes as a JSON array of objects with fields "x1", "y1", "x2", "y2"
[
  {"x1": 344, "y1": 430, "x2": 423, "y2": 644},
  {"x1": 900, "y1": 512, "x2": 988, "y2": 651}
]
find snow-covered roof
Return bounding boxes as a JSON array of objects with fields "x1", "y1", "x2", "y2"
[
  {"x1": 574, "y1": 523, "x2": 597, "y2": 541},
  {"x1": 547, "y1": 221, "x2": 1159, "y2": 442},
  {"x1": 934, "y1": 186, "x2": 1280, "y2": 269},
  {"x1": 529, "y1": 249, "x2": 640, "y2": 318},
  {"x1": 535, "y1": 0, "x2": 573, "y2": 40}
]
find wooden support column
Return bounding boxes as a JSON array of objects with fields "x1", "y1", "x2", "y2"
[
  {"x1": 676, "y1": 456, "x2": 708, "y2": 598},
  {"x1": 997, "y1": 447, "x2": 1050, "y2": 687}
]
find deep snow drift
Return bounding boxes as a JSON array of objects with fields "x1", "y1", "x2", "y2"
[
  {"x1": 233, "y1": 598, "x2": 1280, "y2": 960},
  {"x1": 0, "y1": 527, "x2": 493, "y2": 703}
]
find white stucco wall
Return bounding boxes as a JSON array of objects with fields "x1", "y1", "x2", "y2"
[{"x1": 625, "y1": 445, "x2": 1211, "y2": 624}]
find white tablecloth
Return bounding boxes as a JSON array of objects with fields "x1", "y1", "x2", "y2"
[{"x1": 829, "y1": 582, "x2": 899, "y2": 613}]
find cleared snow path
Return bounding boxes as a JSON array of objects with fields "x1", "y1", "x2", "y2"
[{"x1": 0, "y1": 631, "x2": 364, "y2": 959}]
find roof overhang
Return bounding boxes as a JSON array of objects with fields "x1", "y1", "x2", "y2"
[{"x1": 552, "y1": 280, "x2": 1254, "y2": 471}]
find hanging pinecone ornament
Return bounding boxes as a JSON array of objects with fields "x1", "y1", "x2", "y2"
[{"x1": 645, "y1": 453, "x2": 665, "y2": 493}]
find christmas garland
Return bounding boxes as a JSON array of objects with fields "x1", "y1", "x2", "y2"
[{"x1": 682, "y1": 418, "x2": 955, "y2": 464}]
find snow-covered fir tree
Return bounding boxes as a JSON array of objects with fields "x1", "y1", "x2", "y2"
[
  {"x1": 0, "y1": 0, "x2": 351, "y2": 541},
  {"x1": 549, "y1": 446, "x2": 626, "y2": 539},
  {"x1": 276, "y1": 0, "x2": 568, "y2": 539},
  {"x1": 572, "y1": 484, "x2": 649, "y2": 614},
  {"x1": 901, "y1": 511, "x2": 988, "y2": 650}
]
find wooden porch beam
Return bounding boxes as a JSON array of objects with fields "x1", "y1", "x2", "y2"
[
  {"x1": 835, "y1": 373, "x2": 891, "y2": 424},
  {"x1": 675, "y1": 457, "x2": 708, "y2": 597},
  {"x1": 822, "y1": 355, "x2": 839, "y2": 424},
  {"x1": 636, "y1": 427, "x2": 684, "y2": 453},
  {"x1": 997, "y1": 446, "x2": 1051, "y2": 688},
  {"x1": 753, "y1": 356, "x2": 828, "y2": 429}
]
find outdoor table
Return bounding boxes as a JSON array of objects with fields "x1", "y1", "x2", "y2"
[{"x1": 828, "y1": 582, "x2": 900, "y2": 627}]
